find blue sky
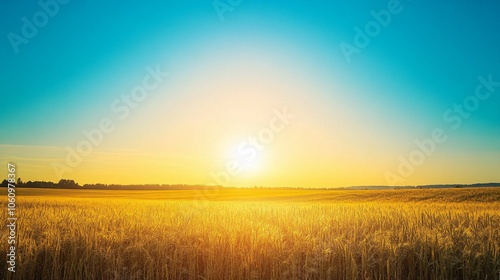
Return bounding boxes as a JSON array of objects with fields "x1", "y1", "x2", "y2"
[{"x1": 0, "y1": 0, "x2": 499, "y2": 186}]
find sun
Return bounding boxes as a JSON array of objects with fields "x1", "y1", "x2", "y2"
[
  {"x1": 226, "y1": 142, "x2": 266, "y2": 175},
  {"x1": 239, "y1": 154, "x2": 264, "y2": 173}
]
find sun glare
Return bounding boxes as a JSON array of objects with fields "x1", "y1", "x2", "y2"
[{"x1": 226, "y1": 142, "x2": 265, "y2": 175}]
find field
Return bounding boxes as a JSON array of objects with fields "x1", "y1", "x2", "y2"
[{"x1": 1, "y1": 187, "x2": 500, "y2": 280}]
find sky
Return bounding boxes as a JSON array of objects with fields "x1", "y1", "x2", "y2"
[{"x1": 0, "y1": 0, "x2": 499, "y2": 187}]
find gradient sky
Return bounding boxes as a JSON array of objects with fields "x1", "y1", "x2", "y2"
[{"x1": 1, "y1": 0, "x2": 499, "y2": 187}]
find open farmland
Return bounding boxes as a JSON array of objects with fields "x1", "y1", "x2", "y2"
[{"x1": 1, "y1": 187, "x2": 500, "y2": 279}]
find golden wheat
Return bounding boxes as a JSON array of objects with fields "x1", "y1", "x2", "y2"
[{"x1": 1, "y1": 188, "x2": 500, "y2": 279}]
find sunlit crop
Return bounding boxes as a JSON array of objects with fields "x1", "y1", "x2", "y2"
[{"x1": 1, "y1": 188, "x2": 500, "y2": 279}]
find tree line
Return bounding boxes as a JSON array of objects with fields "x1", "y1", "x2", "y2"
[{"x1": 0, "y1": 178, "x2": 223, "y2": 190}]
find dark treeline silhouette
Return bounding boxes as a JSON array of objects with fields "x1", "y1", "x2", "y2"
[
  {"x1": 1, "y1": 179, "x2": 499, "y2": 190},
  {"x1": 0, "y1": 179, "x2": 223, "y2": 190}
]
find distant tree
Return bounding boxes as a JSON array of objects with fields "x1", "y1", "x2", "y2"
[
  {"x1": 25, "y1": 181, "x2": 57, "y2": 188},
  {"x1": 1, "y1": 179, "x2": 8, "y2": 187},
  {"x1": 17, "y1": 177, "x2": 23, "y2": 186},
  {"x1": 58, "y1": 179, "x2": 79, "y2": 189}
]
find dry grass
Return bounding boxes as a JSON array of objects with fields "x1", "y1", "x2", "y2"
[{"x1": 1, "y1": 188, "x2": 500, "y2": 279}]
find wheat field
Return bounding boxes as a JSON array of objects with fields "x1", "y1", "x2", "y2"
[{"x1": 1, "y1": 188, "x2": 500, "y2": 280}]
